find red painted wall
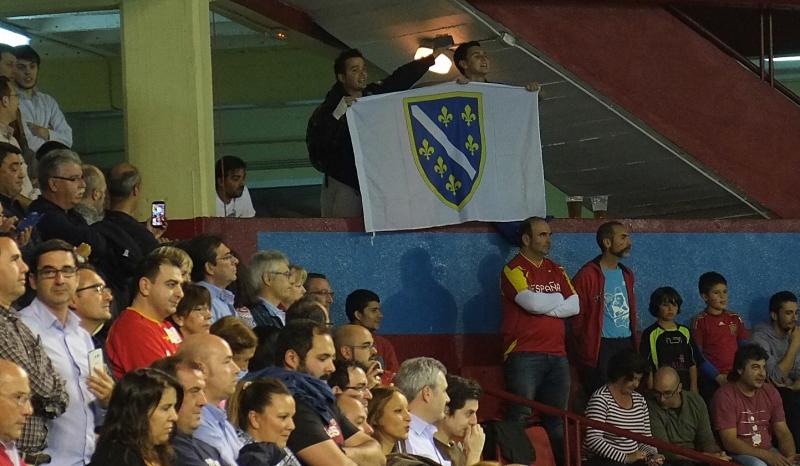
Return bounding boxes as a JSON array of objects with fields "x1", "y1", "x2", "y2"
[{"x1": 469, "y1": 1, "x2": 800, "y2": 217}]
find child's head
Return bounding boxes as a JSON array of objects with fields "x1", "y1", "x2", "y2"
[
  {"x1": 649, "y1": 286, "x2": 683, "y2": 320},
  {"x1": 699, "y1": 271, "x2": 728, "y2": 312}
]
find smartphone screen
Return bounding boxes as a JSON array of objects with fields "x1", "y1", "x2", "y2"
[{"x1": 151, "y1": 201, "x2": 166, "y2": 228}]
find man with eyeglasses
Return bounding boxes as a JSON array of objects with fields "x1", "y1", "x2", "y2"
[
  {"x1": 647, "y1": 367, "x2": 728, "y2": 466},
  {"x1": 328, "y1": 359, "x2": 373, "y2": 407},
  {"x1": 333, "y1": 324, "x2": 382, "y2": 389},
  {"x1": 105, "y1": 248, "x2": 185, "y2": 379},
  {"x1": 19, "y1": 239, "x2": 115, "y2": 465},
  {"x1": 305, "y1": 272, "x2": 334, "y2": 313},
  {"x1": 185, "y1": 234, "x2": 239, "y2": 323},
  {"x1": 28, "y1": 149, "x2": 108, "y2": 256},
  {"x1": 249, "y1": 250, "x2": 294, "y2": 329},
  {"x1": 0, "y1": 233, "x2": 67, "y2": 457},
  {"x1": 0, "y1": 359, "x2": 33, "y2": 466},
  {"x1": 69, "y1": 263, "x2": 113, "y2": 348}
]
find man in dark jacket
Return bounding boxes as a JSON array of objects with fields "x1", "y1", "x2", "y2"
[{"x1": 307, "y1": 48, "x2": 439, "y2": 218}]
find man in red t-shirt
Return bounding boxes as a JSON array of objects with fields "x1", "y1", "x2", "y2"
[
  {"x1": 500, "y1": 217, "x2": 578, "y2": 462},
  {"x1": 105, "y1": 248, "x2": 184, "y2": 379},
  {"x1": 0, "y1": 359, "x2": 31, "y2": 466},
  {"x1": 712, "y1": 344, "x2": 796, "y2": 466}
]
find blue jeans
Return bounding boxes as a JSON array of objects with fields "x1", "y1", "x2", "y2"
[
  {"x1": 504, "y1": 352, "x2": 569, "y2": 464},
  {"x1": 732, "y1": 453, "x2": 773, "y2": 466}
]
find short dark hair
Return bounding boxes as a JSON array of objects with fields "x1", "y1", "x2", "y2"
[
  {"x1": 30, "y1": 239, "x2": 77, "y2": 273},
  {"x1": 210, "y1": 316, "x2": 258, "y2": 355},
  {"x1": 648, "y1": 286, "x2": 683, "y2": 317},
  {"x1": 173, "y1": 283, "x2": 211, "y2": 320},
  {"x1": 0, "y1": 141, "x2": 21, "y2": 165},
  {"x1": 304, "y1": 272, "x2": 327, "y2": 286},
  {"x1": 769, "y1": 291, "x2": 798, "y2": 314},
  {"x1": 0, "y1": 44, "x2": 14, "y2": 57},
  {"x1": 35, "y1": 141, "x2": 70, "y2": 161},
  {"x1": 596, "y1": 221, "x2": 624, "y2": 252},
  {"x1": 286, "y1": 296, "x2": 328, "y2": 325},
  {"x1": 13, "y1": 45, "x2": 40, "y2": 65},
  {"x1": 519, "y1": 216, "x2": 547, "y2": 244},
  {"x1": 334, "y1": 49, "x2": 364, "y2": 77},
  {"x1": 445, "y1": 374, "x2": 482, "y2": 413},
  {"x1": 135, "y1": 248, "x2": 183, "y2": 293},
  {"x1": 698, "y1": 271, "x2": 727, "y2": 295},
  {"x1": 274, "y1": 319, "x2": 331, "y2": 367},
  {"x1": 149, "y1": 354, "x2": 203, "y2": 379},
  {"x1": 453, "y1": 41, "x2": 481, "y2": 75},
  {"x1": 236, "y1": 377, "x2": 292, "y2": 431},
  {"x1": 730, "y1": 344, "x2": 768, "y2": 381},
  {"x1": 327, "y1": 359, "x2": 363, "y2": 391},
  {"x1": 249, "y1": 325, "x2": 281, "y2": 372},
  {"x1": 345, "y1": 289, "x2": 380, "y2": 323},
  {"x1": 214, "y1": 156, "x2": 246, "y2": 180},
  {"x1": 607, "y1": 348, "x2": 649, "y2": 383},
  {"x1": 184, "y1": 234, "x2": 224, "y2": 282},
  {"x1": 0, "y1": 76, "x2": 12, "y2": 99}
]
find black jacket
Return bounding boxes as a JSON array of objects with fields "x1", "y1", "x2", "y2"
[
  {"x1": 29, "y1": 197, "x2": 108, "y2": 256},
  {"x1": 238, "y1": 443, "x2": 302, "y2": 466},
  {"x1": 89, "y1": 442, "x2": 146, "y2": 466},
  {"x1": 306, "y1": 54, "x2": 435, "y2": 191}
]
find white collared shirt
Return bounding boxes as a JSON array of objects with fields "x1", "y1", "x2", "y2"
[
  {"x1": 216, "y1": 186, "x2": 256, "y2": 218},
  {"x1": 17, "y1": 87, "x2": 72, "y2": 152},
  {"x1": 404, "y1": 413, "x2": 451, "y2": 466}
]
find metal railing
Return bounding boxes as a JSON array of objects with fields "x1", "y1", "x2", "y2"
[{"x1": 484, "y1": 387, "x2": 737, "y2": 466}]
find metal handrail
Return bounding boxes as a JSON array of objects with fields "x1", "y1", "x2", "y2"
[
  {"x1": 484, "y1": 387, "x2": 737, "y2": 466},
  {"x1": 667, "y1": 5, "x2": 800, "y2": 107}
]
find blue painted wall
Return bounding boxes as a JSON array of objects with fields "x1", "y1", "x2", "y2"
[{"x1": 257, "y1": 231, "x2": 800, "y2": 334}]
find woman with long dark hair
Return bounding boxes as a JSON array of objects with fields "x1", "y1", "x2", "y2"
[{"x1": 89, "y1": 368, "x2": 182, "y2": 466}]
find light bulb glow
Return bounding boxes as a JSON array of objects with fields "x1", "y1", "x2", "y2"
[
  {"x1": 414, "y1": 47, "x2": 451, "y2": 74},
  {"x1": 0, "y1": 28, "x2": 29, "y2": 47}
]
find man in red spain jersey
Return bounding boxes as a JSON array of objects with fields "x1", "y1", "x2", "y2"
[
  {"x1": 500, "y1": 216, "x2": 578, "y2": 463},
  {"x1": 105, "y1": 249, "x2": 185, "y2": 379}
]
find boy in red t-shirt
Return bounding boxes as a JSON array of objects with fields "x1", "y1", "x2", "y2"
[{"x1": 692, "y1": 271, "x2": 749, "y2": 403}]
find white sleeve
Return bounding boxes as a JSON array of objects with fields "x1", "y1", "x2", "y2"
[
  {"x1": 239, "y1": 186, "x2": 256, "y2": 217},
  {"x1": 545, "y1": 294, "x2": 580, "y2": 318},
  {"x1": 45, "y1": 95, "x2": 73, "y2": 147},
  {"x1": 514, "y1": 290, "x2": 565, "y2": 315}
]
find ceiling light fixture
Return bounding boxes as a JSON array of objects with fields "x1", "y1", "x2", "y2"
[
  {"x1": 0, "y1": 27, "x2": 29, "y2": 46},
  {"x1": 415, "y1": 35, "x2": 454, "y2": 75},
  {"x1": 765, "y1": 56, "x2": 800, "y2": 62}
]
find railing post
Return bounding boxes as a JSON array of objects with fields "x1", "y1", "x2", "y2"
[
  {"x1": 759, "y1": 8, "x2": 765, "y2": 81},
  {"x1": 768, "y1": 8, "x2": 774, "y2": 88}
]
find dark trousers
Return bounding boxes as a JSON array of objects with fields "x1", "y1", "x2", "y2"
[{"x1": 583, "y1": 337, "x2": 635, "y2": 396}]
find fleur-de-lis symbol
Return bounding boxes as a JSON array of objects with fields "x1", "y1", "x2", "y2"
[
  {"x1": 446, "y1": 174, "x2": 462, "y2": 196},
  {"x1": 417, "y1": 139, "x2": 435, "y2": 160},
  {"x1": 461, "y1": 104, "x2": 476, "y2": 126},
  {"x1": 437, "y1": 106, "x2": 453, "y2": 127},
  {"x1": 434, "y1": 156, "x2": 447, "y2": 177},
  {"x1": 465, "y1": 134, "x2": 479, "y2": 156}
]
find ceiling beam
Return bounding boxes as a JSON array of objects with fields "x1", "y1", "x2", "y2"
[{"x1": 0, "y1": 0, "x2": 119, "y2": 17}]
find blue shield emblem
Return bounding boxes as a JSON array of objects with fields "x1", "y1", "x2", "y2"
[{"x1": 403, "y1": 92, "x2": 485, "y2": 210}]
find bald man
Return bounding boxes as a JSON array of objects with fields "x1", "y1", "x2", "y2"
[
  {"x1": 0, "y1": 359, "x2": 33, "y2": 465},
  {"x1": 75, "y1": 164, "x2": 106, "y2": 225},
  {"x1": 337, "y1": 394, "x2": 373, "y2": 436},
  {"x1": 178, "y1": 334, "x2": 242, "y2": 466},
  {"x1": 333, "y1": 324, "x2": 382, "y2": 388},
  {"x1": 647, "y1": 367, "x2": 729, "y2": 464}
]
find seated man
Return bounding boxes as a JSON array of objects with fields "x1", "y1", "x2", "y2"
[
  {"x1": 215, "y1": 155, "x2": 255, "y2": 218},
  {"x1": 304, "y1": 273, "x2": 334, "y2": 313},
  {"x1": 74, "y1": 164, "x2": 105, "y2": 225},
  {"x1": 434, "y1": 375, "x2": 485, "y2": 466},
  {"x1": 333, "y1": 324, "x2": 382, "y2": 389},
  {"x1": 69, "y1": 264, "x2": 113, "y2": 348},
  {"x1": 752, "y1": 291, "x2": 800, "y2": 447},
  {"x1": 345, "y1": 289, "x2": 399, "y2": 381},
  {"x1": 394, "y1": 357, "x2": 451, "y2": 465},
  {"x1": 328, "y1": 359, "x2": 372, "y2": 407},
  {"x1": 248, "y1": 319, "x2": 385, "y2": 466},
  {"x1": 648, "y1": 367, "x2": 728, "y2": 465},
  {"x1": 712, "y1": 344, "x2": 796, "y2": 466},
  {"x1": 0, "y1": 359, "x2": 34, "y2": 465},
  {"x1": 248, "y1": 250, "x2": 293, "y2": 328},
  {"x1": 337, "y1": 395, "x2": 373, "y2": 436},
  {"x1": 105, "y1": 248, "x2": 184, "y2": 378},
  {"x1": 184, "y1": 234, "x2": 239, "y2": 322},
  {"x1": 0, "y1": 142, "x2": 26, "y2": 220}
]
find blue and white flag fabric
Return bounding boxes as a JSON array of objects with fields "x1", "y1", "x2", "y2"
[{"x1": 347, "y1": 82, "x2": 545, "y2": 232}]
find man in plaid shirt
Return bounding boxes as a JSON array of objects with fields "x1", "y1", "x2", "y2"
[{"x1": 0, "y1": 233, "x2": 67, "y2": 453}]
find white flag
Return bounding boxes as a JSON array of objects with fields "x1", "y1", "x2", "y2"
[{"x1": 347, "y1": 82, "x2": 545, "y2": 232}]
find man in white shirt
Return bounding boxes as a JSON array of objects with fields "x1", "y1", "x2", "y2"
[
  {"x1": 215, "y1": 156, "x2": 255, "y2": 217},
  {"x1": 13, "y1": 46, "x2": 71, "y2": 153},
  {"x1": 394, "y1": 357, "x2": 451, "y2": 465},
  {"x1": 0, "y1": 359, "x2": 32, "y2": 466},
  {"x1": 19, "y1": 239, "x2": 114, "y2": 466}
]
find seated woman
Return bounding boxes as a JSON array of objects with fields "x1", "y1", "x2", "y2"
[
  {"x1": 584, "y1": 349, "x2": 665, "y2": 466},
  {"x1": 368, "y1": 386, "x2": 412, "y2": 455},
  {"x1": 281, "y1": 264, "x2": 307, "y2": 309},
  {"x1": 170, "y1": 283, "x2": 212, "y2": 337},
  {"x1": 90, "y1": 368, "x2": 181, "y2": 466},
  {"x1": 234, "y1": 378, "x2": 302, "y2": 466}
]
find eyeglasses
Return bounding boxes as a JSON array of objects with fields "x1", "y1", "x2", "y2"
[
  {"x1": 51, "y1": 175, "x2": 85, "y2": 183},
  {"x1": 653, "y1": 382, "x2": 681, "y2": 400},
  {"x1": 345, "y1": 385, "x2": 370, "y2": 393},
  {"x1": 349, "y1": 342, "x2": 376, "y2": 351},
  {"x1": 268, "y1": 270, "x2": 292, "y2": 279},
  {"x1": 37, "y1": 266, "x2": 78, "y2": 279},
  {"x1": 217, "y1": 253, "x2": 236, "y2": 263},
  {"x1": 1, "y1": 392, "x2": 32, "y2": 407},
  {"x1": 76, "y1": 283, "x2": 112, "y2": 295},
  {"x1": 308, "y1": 290, "x2": 335, "y2": 298}
]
